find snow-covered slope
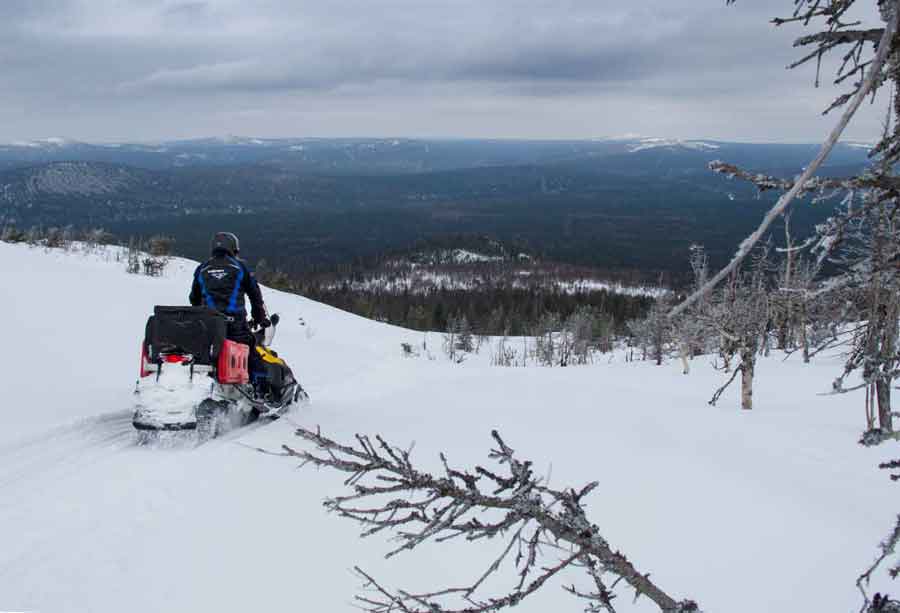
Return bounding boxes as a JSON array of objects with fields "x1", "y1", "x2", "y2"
[{"x1": 0, "y1": 242, "x2": 897, "y2": 613}]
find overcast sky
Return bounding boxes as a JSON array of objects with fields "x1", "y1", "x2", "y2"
[{"x1": 0, "y1": 0, "x2": 889, "y2": 143}]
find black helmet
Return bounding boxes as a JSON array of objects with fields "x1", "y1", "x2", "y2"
[{"x1": 211, "y1": 232, "x2": 239, "y2": 256}]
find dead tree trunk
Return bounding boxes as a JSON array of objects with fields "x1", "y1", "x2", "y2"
[
  {"x1": 877, "y1": 377, "x2": 894, "y2": 433},
  {"x1": 741, "y1": 347, "x2": 756, "y2": 411},
  {"x1": 799, "y1": 301, "x2": 810, "y2": 364}
]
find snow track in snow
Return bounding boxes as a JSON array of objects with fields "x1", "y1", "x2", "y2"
[{"x1": 0, "y1": 410, "x2": 135, "y2": 500}]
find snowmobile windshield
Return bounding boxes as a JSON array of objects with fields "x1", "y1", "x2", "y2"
[
  {"x1": 262, "y1": 324, "x2": 275, "y2": 347},
  {"x1": 254, "y1": 317, "x2": 277, "y2": 347}
]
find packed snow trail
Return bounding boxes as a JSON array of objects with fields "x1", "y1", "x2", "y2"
[{"x1": 1, "y1": 241, "x2": 898, "y2": 613}]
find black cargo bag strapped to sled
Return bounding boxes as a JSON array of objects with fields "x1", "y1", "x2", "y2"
[{"x1": 144, "y1": 306, "x2": 227, "y2": 365}]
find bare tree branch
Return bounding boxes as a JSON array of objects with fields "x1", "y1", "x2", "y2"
[
  {"x1": 708, "y1": 364, "x2": 742, "y2": 406},
  {"x1": 708, "y1": 161, "x2": 900, "y2": 196},
  {"x1": 279, "y1": 427, "x2": 698, "y2": 613},
  {"x1": 795, "y1": 28, "x2": 885, "y2": 47},
  {"x1": 670, "y1": 6, "x2": 899, "y2": 319}
]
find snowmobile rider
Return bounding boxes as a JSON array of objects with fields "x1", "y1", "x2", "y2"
[{"x1": 189, "y1": 232, "x2": 269, "y2": 374}]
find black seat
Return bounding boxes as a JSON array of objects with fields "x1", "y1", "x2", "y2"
[{"x1": 144, "y1": 306, "x2": 226, "y2": 365}]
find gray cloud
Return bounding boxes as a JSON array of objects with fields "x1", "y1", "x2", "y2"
[{"x1": 0, "y1": 0, "x2": 888, "y2": 142}]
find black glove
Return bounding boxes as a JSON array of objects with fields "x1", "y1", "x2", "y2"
[{"x1": 253, "y1": 317, "x2": 271, "y2": 329}]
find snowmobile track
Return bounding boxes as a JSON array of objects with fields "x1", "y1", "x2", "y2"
[
  {"x1": 0, "y1": 411, "x2": 136, "y2": 511},
  {"x1": 0, "y1": 407, "x2": 296, "y2": 519}
]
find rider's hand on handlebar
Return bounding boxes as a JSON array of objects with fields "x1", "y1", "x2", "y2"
[{"x1": 253, "y1": 317, "x2": 271, "y2": 330}]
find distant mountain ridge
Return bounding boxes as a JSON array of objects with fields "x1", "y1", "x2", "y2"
[
  {"x1": 0, "y1": 137, "x2": 875, "y2": 276},
  {"x1": 0, "y1": 137, "x2": 872, "y2": 221},
  {"x1": 0, "y1": 136, "x2": 872, "y2": 174}
]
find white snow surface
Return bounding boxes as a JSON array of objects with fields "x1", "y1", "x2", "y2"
[
  {"x1": 628, "y1": 138, "x2": 721, "y2": 153},
  {"x1": 8, "y1": 137, "x2": 75, "y2": 148},
  {"x1": 446, "y1": 248, "x2": 504, "y2": 263},
  {"x1": 0, "y1": 242, "x2": 898, "y2": 613},
  {"x1": 328, "y1": 268, "x2": 664, "y2": 298}
]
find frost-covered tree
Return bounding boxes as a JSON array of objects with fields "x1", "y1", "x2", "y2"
[
  {"x1": 593, "y1": 312, "x2": 616, "y2": 354},
  {"x1": 678, "y1": 0, "x2": 900, "y2": 317},
  {"x1": 490, "y1": 332, "x2": 518, "y2": 367},
  {"x1": 829, "y1": 194, "x2": 900, "y2": 439},
  {"x1": 565, "y1": 306, "x2": 598, "y2": 365},
  {"x1": 443, "y1": 314, "x2": 474, "y2": 362},
  {"x1": 705, "y1": 248, "x2": 772, "y2": 411},
  {"x1": 456, "y1": 315, "x2": 475, "y2": 353},
  {"x1": 671, "y1": 246, "x2": 712, "y2": 375},
  {"x1": 765, "y1": 214, "x2": 813, "y2": 359},
  {"x1": 678, "y1": 0, "x2": 900, "y2": 420},
  {"x1": 630, "y1": 298, "x2": 673, "y2": 367},
  {"x1": 82, "y1": 228, "x2": 114, "y2": 251},
  {"x1": 533, "y1": 312, "x2": 562, "y2": 366},
  {"x1": 673, "y1": 0, "x2": 900, "y2": 605},
  {"x1": 443, "y1": 316, "x2": 459, "y2": 362},
  {"x1": 125, "y1": 237, "x2": 141, "y2": 275}
]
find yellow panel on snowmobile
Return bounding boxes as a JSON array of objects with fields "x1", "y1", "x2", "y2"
[{"x1": 256, "y1": 346, "x2": 286, "y2": 366}]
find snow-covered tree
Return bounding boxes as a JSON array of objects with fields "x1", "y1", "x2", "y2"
[
  {"x1": 671, "y1": 245, "x2": 712, "y2": 375},
  {"x1": 564, "y1": 306, "x2": 597, "y2": 365},
  {"x1": 125, "y1": 237, "x2": 141, "y2": 275},
  {"x1": 675, "y1": 0, "x2": 900, "y2": 604},
  {"x1": 828, "y1": 194, "x2": 900, "y2": 439},
  {"x1": 455, "y1": 315, "x2": 475, "y2": 353},
  {"x1": 82, "y1": 228, "x2": 114, "y2": 251},
  {"x1": 678, "y1": 0, "x2": 900, "y2": 320},
  {"x1": 705, "y1": 248, "x2": 772, "y2": 411},
  {"x1": 490, "y1": 332, "x2": 518, "y2": 367},
  {"x1": 628, "y1": 298, "x2": 674, "y2": 367},
  {"x1": 533, "y1": 312, "x2": 561, "y2": 366},
  {"x1": 765, "y1": 215, "x2": 810, "y2": 359},
  {"x1": 443, "y1": 314, "x2": 474, "y2": 362}
]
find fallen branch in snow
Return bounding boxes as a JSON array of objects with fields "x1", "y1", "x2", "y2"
[
  {"x1": 857, "y1": 496, "x2": 900, "y2": 610},
  {"x1": 279, "y1": 426, "x2": 698, "y2": 613},
  {"x1": 708, "y1": 364, "x2": 742, "y2": 406}
]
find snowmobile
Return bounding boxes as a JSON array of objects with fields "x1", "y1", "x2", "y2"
[{"x1": 132, "y1": 306, "x2": 308, "y2": 442}]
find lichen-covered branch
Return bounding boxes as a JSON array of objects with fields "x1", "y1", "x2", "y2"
[{"x1": 278, "y1": 426, "x2": 698, "y2": 613}]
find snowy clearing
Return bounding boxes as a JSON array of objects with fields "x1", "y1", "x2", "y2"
[{"x1": 0, "y1": 241, "x2": 897, "y2": 613}]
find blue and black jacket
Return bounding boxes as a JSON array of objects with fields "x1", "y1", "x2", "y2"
[{"x1": 189, "y1": 250, "x2": 266, "y2": 323}]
